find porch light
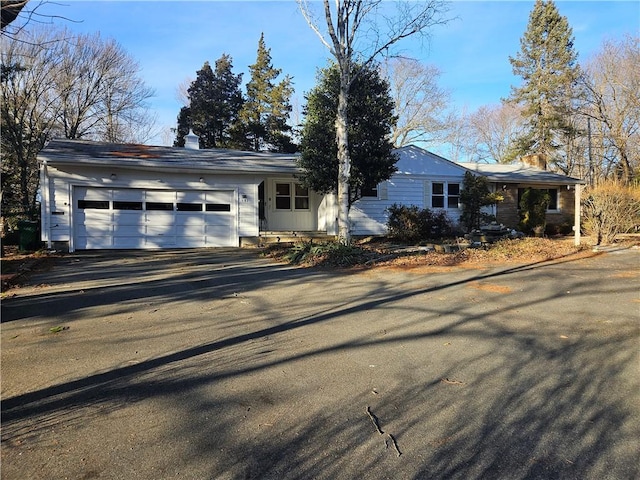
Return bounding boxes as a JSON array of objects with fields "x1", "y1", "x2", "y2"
[{"x1": 110, "y1": 173, "x2": 117, "y2": 180}]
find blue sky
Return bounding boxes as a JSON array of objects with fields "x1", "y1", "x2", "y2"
[{"x1": 30, "y1": 1, "x2": 640, "y2": 148}]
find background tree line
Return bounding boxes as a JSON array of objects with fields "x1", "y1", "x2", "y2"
[
  {"x1": 2, "y1": 0, "x2": 636, "y2": 242},
  {"x1": 445, "y1": 1, "x2": 638, "y2": 189},
  {"x1": 173, "y1": 33, "x2": 296, "y2": 153},
  {"x1": 1, "y1": 26, "x2": 156, "y2": 219}
]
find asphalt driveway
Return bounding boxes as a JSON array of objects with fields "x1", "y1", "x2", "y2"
[{"x1": 2, "y1": 247, "x2": 639, "y2": 479}]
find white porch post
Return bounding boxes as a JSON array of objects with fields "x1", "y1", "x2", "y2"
[
  {"x1": 40, "y1": 160, "x2": 52, "y2": 250},
  {"x1": 574, "y1": 184, "x2": 581, "y2": 246}
]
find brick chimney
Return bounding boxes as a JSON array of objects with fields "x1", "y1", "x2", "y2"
[{"x1": 521, "y1": 154, "x2": 547, "y2": 170}]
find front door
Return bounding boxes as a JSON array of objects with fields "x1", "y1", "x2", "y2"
[{"x1": 265, "y1": 179, "x2": 316, "y2": 231}]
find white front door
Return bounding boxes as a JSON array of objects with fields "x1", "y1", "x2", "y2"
[{"x1": 265, "y1": 180, "x2": 316, "y2": 231}]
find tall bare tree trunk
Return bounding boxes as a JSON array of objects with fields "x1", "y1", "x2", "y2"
[
  {"x1": 336, "y1": 74, "x2": 351, "y2": 243},
  {"x1": 297, "y1": 0, "x2": 450, "y2": 245}
]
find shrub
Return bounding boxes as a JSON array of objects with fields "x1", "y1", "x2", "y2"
[
  {"x1": 386, "y1": 203, "x2": 453, "y2": 242},
  {"x1": 459, "y1": 171, "x2": 504, "y2": 232},
  {"x1": 583, "y1": 181, "x2": 640, "y2": 245},
  {"x1": 518, "y1": 188, "x2": 550, "y2": 235},
  {"x1": 284, "y1": 240, "x2": 371, "y2": 267}
]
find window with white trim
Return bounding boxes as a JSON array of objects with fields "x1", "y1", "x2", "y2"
[
  {"x1": 294, "y1": 184, "x2": 309, "y2": 209},
  {"x1": 431, "y1": 182, "x2": 460, "y2": 209},
  {"x1": 275, "y1": 183, "x2": 291, "y2": 210},
  {"x1": 275, "y1": 182, "x2": 310, "y2": 211}
]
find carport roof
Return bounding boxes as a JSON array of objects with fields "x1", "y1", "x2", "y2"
[
  {"x1": 461, "y1": 162, "x2": 584, "y2": 185},
  {"x1": 39, "y1": 138, "x2": 300, "y2": 174}
]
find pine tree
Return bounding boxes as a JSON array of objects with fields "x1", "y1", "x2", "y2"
[
  {"x1": 239, "y1": 33, "x2": 295, "y2": 152},
  {"x1": 508, "y1": 0, "x2": 580, "y2": 169},
  {"x1": 298, "y1": 62, "x2": 397, "y2": 207},
  {"x1": 174, "y1": 54, "x2": 244, "y2": 149}
]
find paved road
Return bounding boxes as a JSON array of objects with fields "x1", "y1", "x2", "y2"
[{"x1": 2, "y1": 248, "x2": 639, "y2": 479}]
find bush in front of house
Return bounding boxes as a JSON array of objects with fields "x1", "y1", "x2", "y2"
[
  {"x1": 582, "y1": 181, "x2": 640, "y2": 245},
  {"x1": 386, "y1": 203, "x2": 454, "y2": 243},
  {"x1": 459, "y1": 171, "x2": 504, "y2": 232},
  {"x1": 518, "y1": 188, "x2": 550, "y2": 235}
]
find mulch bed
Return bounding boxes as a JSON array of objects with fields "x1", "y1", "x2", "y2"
[{"x1": 1, "y1": 247, "x2": 59, "y2": 291}]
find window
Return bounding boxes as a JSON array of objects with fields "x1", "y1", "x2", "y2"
[
  {"x1": 78, "y1": 200, "x2": 109, "y2": 209},
  {"x1": 432, "y1": 183, "x2": 445, "y2": 208},
  {"x1": 275, "y1": 182, "x2": 309, "y2": 210},
  {"x1": 146, "y1": 202, "x2": 174, "y2": 211},
  {"x1": 361, "y1": 183, "x2": 378, "y2": 198},
  {"x1": 517, "y1": 188, "x2": 559, "y2": 211},
  {"x1": 177, "y1": 203, "x2": 203, "y2": 212},
  {"x1": 431, "y1": 182, "x2": 460, "y2": 209},
  {"x1": 113, "y1": 201, "x2": 143, "y2": 210},
  {"x1": 206, "y1": 204, "x2": 231, "y2": 212},
  {"x1": 447, "y1": 183, "x2": 460, "y2": 209},
  {"x1": 275, "y1": 183, "x2": 291, "y2": 210},
  {"x1": 294, "y1": 184, "x2": 309, "y2": 210},
  {"x1": 547, "y1": 189, "x2": 558, "y2": 210}
]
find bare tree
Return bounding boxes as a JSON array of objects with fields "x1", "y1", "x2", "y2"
[
  {"x1": 1, "y1": 26, "x2": 156, "y2": 219},
  {"x1": 175, "y1": 76, "x2": 193, "y2": 107},
  {"x1": 1, "y1": 27, "x2": 62, "y2": 217},
  {"x1": 466, "y1": 103, "x2": 527, "y2": 163},
  {"x1": 579, "y1": 35, "x2": 640, "y2": 184},
  {"x1": 380, "y1": 57, "x2": 453, "y2": 148},
  {"x1": 297, "y1": 0, "x2": 450, "y2": 243},
  {"x1": 54, "y1": 29, "x2": 156, "y2": 143},
  {"x1": 436, "y1": 104, "x2": 473, "y2": 163},
  {"x1": 583, "y1": 180, "x2": 640, "y2": 245}
]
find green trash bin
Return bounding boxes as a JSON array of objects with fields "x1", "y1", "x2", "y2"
[{"x1": 18, "y1": 220, "x2": 39, "y2": 252}]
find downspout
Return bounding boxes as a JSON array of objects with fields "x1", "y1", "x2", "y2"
[
  {"x1": 40, "y1": 159, "x2": 52, "y2": 249},
  {"x1": 574, "y1": 184, "x2": 581, "y2": 246}
]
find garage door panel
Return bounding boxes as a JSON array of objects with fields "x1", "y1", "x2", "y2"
[
  {"x1": 112, "y1": 189, "x2": 143, "y2": 201},
  {"x1": 205, "y1": 191, "x2": 233, "y2": 202},
  {"x1": 204, "y1": 219, "x2": 233, "y2": 235},
  {"x1": 113, "y1": 210, "x2": 144, "y2": 222},
  {"x1": 78, "y1": 211, "x2": 112, "y2": 225},
  {"x1": 144, "y1": 237, "x2": 176, "y2": 248},
  {"x1": 76, "y1": 223, "x2": 113, "y2": 235},
  {"x1": 145, "y1": 224, "x2": 176, "y2": 236},
  {"x1": 113, "y1": 236, "x2": 145, "y2": 248},
  {"x1": 74, "y1": 187, "x2": 237, "y2": 250},
  {"x1": 77, "y1": 187, "x2": 110, "y2": 201},
  {"x1": 175, "y1": 213, "x2": 205, "y2": 227},
  {"x1": 77, "y1": 236, "x2": 113, "y2": 249}
]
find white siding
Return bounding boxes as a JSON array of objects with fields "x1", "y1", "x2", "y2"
[
  {"x1": 43, "y1": 164, "x2": 261, "y2": 250},
  {"x1": 349, "y1": 152, "x2": 468, "y2": 236}
]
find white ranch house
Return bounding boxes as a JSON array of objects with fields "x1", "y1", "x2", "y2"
[{"x1": 39, "y1": 139, "x2": 583, "y2": 252}]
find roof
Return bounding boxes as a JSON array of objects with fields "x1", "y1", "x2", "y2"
[
  {"x1": 39, "y1": 138, "x2": 300, "y2": 174},
  {"x1": 461, "y1": 162, "x2": 584, "y2": 185},
  {"x1": 39, "y1": 139, "x2": 585, "y2": 185}
]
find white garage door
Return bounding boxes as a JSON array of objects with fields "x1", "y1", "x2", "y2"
[{"x1": 74, "y1": 187, "x2": 237, "y2": 249}]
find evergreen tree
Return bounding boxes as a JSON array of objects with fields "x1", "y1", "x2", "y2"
[
  {"x1": 298, "y1": 62, "x2": 398, "y2": 207},
  {"x1": 174, "y1": 54, "x2": 244, "y2": 149},
  {"x1": 459, "y1": 171, "x2": 504, "y2": 232},
  {"x1": 508, "y1": 0, "x2": 580, "y2": 169},
  {"x1": 239, "y1": 33, "x2": 295, "y2": 152}
]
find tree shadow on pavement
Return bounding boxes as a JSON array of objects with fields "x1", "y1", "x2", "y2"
[{"x1": 2, "y1": 251, "x2": 639, "y2": 479}]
